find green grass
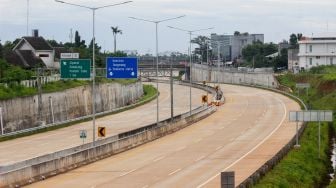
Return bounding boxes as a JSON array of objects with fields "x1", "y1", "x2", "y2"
[
  {"x1": 254, "y1": 66, "x2": 336, "y2": 187},
  {"x1": 0, "y1": 84, "x2": 157, "y2": 142},
  {"x1": 0, "y1": 84, "x2": 36, "y2": 100},
  {"x1": 254, "y1": 122, "x2": 331, "y2": 188}
]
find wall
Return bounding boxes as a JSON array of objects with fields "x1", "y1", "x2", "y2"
[
  {"x1": 191, "y1": 64, "x2": 278, "y2": 88},
  {"x1": 0, "y1": 82, "x2": 143, "y2": 133}
]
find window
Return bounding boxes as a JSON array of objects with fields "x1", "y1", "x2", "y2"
[
  {"x1": 331, "y1": 57, "x2": 334, "y2": 65},
  {"x1": 309, "y1": 58, "x2": 313, "y2": 65},
  {"x1": 39, "y1": 54, "x2": 49, "y2": 57},
  {"x1": 316, "y1": 56, "x2": 320, "y2": 59},
  {"x1": 309, "y1": 45, "x2": 313, "y2": 53}
]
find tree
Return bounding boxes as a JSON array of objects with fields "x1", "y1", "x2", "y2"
[
  {"x1": 0, "y1": 59, "x2": 9, "y2": 79},
  {"x1": 297, "y1": 33, "x2": 303, "y2": 41},
  {"x1": 234, "y1": 31, "x2": 240, "y2": 36},
  {"x1": 191, "y1": 35, "x2": 211, "y2": 62},
  {"x1": 289, "y1": 33, "x2": 298, "y2": 46},
  {"x1": 111, "y1": 26, "x2": 122, "y2": 53},
  {"x1": 0, "y1": 42, "x2": 3, "y2": 59},
  {"x1": 242, "y1": 42, "x2": 278, "y2": 68},
  {"x1": 74, "y1": 31, "x2": 81, "y2": 47}
]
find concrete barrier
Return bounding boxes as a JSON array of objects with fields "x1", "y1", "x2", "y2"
[
  {"x1": 192, "y1": 64, "x2": 278, "y2": 88},
  {"x1": 0, "y1": 83, "x2": 217, "y2": 188},
  {"x1": 0, "y1": 82, "x2": 143, "y2": 133},
  {"x1": 191, "y1": 64, "x2": 308, "y2": 187}
]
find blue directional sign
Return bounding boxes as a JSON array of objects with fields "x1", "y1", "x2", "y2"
[{"x1": 106, "y1": 57, "x2": 138, "y2": 79}]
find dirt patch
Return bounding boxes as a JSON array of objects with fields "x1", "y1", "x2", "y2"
[{"x1": 318, "y1": 80, "x2": 336, "y2": 95}]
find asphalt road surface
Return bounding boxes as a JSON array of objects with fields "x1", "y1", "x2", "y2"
[
  {"x1": 0, "y1": 83, "x2": 205, "y2": 166},
  {"x1": 27, "y1": 84, "x2": 301, "y2": 188}
]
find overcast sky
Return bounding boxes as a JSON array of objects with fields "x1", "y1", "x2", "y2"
[{"x1": 1, "y1": 0, "x2": 336, "y2": 54}]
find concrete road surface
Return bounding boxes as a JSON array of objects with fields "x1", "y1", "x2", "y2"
[
  {"x1": 0, "y1": 83, "x2": 205, "y2": 166},
  {"x1": 27, "y1": 84, "x2": 301, "y2": 188}
]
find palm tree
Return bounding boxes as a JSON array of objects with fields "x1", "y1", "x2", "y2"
[{"x1": 111, "y1": 26, "x2": 122, "y2": 53}]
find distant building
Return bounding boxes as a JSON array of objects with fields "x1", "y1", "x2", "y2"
[
  {"x1": 211, "y1": 33, "x2": 264, "y2": 61},
  {"x1": 278, "y1": 40, "x2": 291, "y2": 50},
  {"x1": 288, "y1": 49, "x2": 299, "y2": 73},
  {"x1": 298, "y1": 34, "x2": 336, "y2": 70},
  {"x1": 13, "y1": 33, "x2": 55, "y2": 68},
  {"x1": 210, "y1": 34, "x2": 231, "y2": 61},
  {"x1": 6, "y1": 30, "x2": 58, "y2": 69}
]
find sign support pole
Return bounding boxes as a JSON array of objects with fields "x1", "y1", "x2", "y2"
[
  {"x1": 0, "y1": 107, "x2": 3, "y2": 135},
  {"x1": 295, "y1": 121, "x2": 299, "y2": 147},
  {"x1": 319, "y1": 120, "x2": 321, "y2": 158}
]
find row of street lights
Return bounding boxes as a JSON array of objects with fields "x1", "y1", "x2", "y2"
[{"x1": 53, "y1": 0, "x2": 213, "y2": 144}]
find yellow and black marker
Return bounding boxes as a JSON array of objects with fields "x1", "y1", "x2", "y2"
[
  {"x1": 98, "y1": 127, "x2": 106, "y2": 137},
  {"x1": 202, "y1": 95, "x2": 208, "y2": 103}
]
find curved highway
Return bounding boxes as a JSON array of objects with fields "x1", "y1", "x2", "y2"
[
  {"x1": 27, "y1": 84, "x2": 301, "y2": 188},
  {"x1": 0, "y1": 83, "x2": 205, "y2": 166}
]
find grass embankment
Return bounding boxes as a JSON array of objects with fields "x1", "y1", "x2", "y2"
[
  {"x1": 0, "y1": 78, "x2": 138, "y2": 100},
  {"x1": 254, "y1": 66, "x2": 336, "y2": 187},
  {"x1": 0, "y1": 84, "x2": 157, "y2": 142}
]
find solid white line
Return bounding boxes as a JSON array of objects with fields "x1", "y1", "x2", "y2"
[
  {"x1": 153, "y1": 156, "x2": 165, "y2": 162},
  {"x1": 215, "y1": 146, "x2": 222, "y2": 151},
  {"x1": 168, "y1": 168, "x2": 181, "y2": 176},
  {"x1": 197, "y1": 95, "x2": 287, "y2": 188},
  {"x1": 195, "y1": 156, "x2": 205, "y2": 162},
  {"x1": 119, "y1": 169, "x2": 137, "y2": 177}
]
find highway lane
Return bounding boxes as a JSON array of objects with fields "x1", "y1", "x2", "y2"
[
  {"x1": 0, "y1": 83, "x2": 206, "y2": 166},
  {"x1": 28, "y1": 84, "x2": 301, "y2": 188}
]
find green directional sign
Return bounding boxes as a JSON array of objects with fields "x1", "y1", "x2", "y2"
[{"x1": 60, "y1": 59, "x2": 91, "y2": 79}]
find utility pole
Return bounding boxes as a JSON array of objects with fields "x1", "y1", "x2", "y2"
[
  {"x1": 170, "y1": 57, "x2": 174, "y2": 121},
  {"x1": 37, "y1": 67, "x2": 43, "y2": 122}
]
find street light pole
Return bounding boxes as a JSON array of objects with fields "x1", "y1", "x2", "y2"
[
  {"x1": 55, "y1": 0, "x2": 132, "y2": 146},
  {"x1": 168, "y1": 26, "x2": 213, "y2": 115},
  {"x1": 217, "y1": 41, "x2": 220, "y2": 83},
  {"x1": 189, "y1": 31, "x2": 192, "y2": 114},
  {"x1": 129, "y1": 15, "x2": 185, "y2": 125},
  {"x1": 27, "y1": 0, "x2": 29, "y2": 36}
]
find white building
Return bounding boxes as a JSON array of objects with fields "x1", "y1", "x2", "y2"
[
  {"x1": 12, "y1": 31, "x2": 57, "y2": 69},
  {"x1": 298, "y1": 35, "x2": 336, "y2": 71}
]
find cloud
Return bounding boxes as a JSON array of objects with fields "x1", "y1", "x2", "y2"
[{"x1": 1, "y1": 0, "x2": 336, "y2": 53}]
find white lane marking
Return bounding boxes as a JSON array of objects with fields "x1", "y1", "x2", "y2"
[
  {"x1": 168, "y1": 168, "x2": 181, "y2": 176},
  {"x1": 153, "y1": 156, "x2": 165, "y2": 162},
  {"x1": 195, "y1": 156, "x2": 205, "y2": 162},
  {"x1": 215, "y1": 146, "x2": 222, "y2": 151},
  {"x1": 197, "y1": 95, "x2": 287, "y2": 188},
  {"x1": 119, "y1": 169, "x2": 137, "y2": 177}
]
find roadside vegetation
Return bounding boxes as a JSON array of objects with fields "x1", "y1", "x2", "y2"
[
  {"x1": 254, "y1": 65, "x2": 336, "y2": 187},
  {"x1": 0, "y1": 84, "x2": 157, "y2": 142},
  {"x1": 0, "y1": 78, "x2": 138, "y2": 100}
]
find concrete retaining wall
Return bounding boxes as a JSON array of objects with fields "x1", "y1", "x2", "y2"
[
  {"x1": 0, "y1": 104, "x2": 216, "y2": 188},
  {"x1": 0, "y1": 82, "x2": 143, "y2": 133},
  {"x1": 192, "y1": 64, "x2": 278, "y2": 88}
]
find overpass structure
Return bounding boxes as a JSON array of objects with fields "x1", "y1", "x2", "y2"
[{"x1": 138, "y1": 63, "x2": 188, "y2": 77}]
